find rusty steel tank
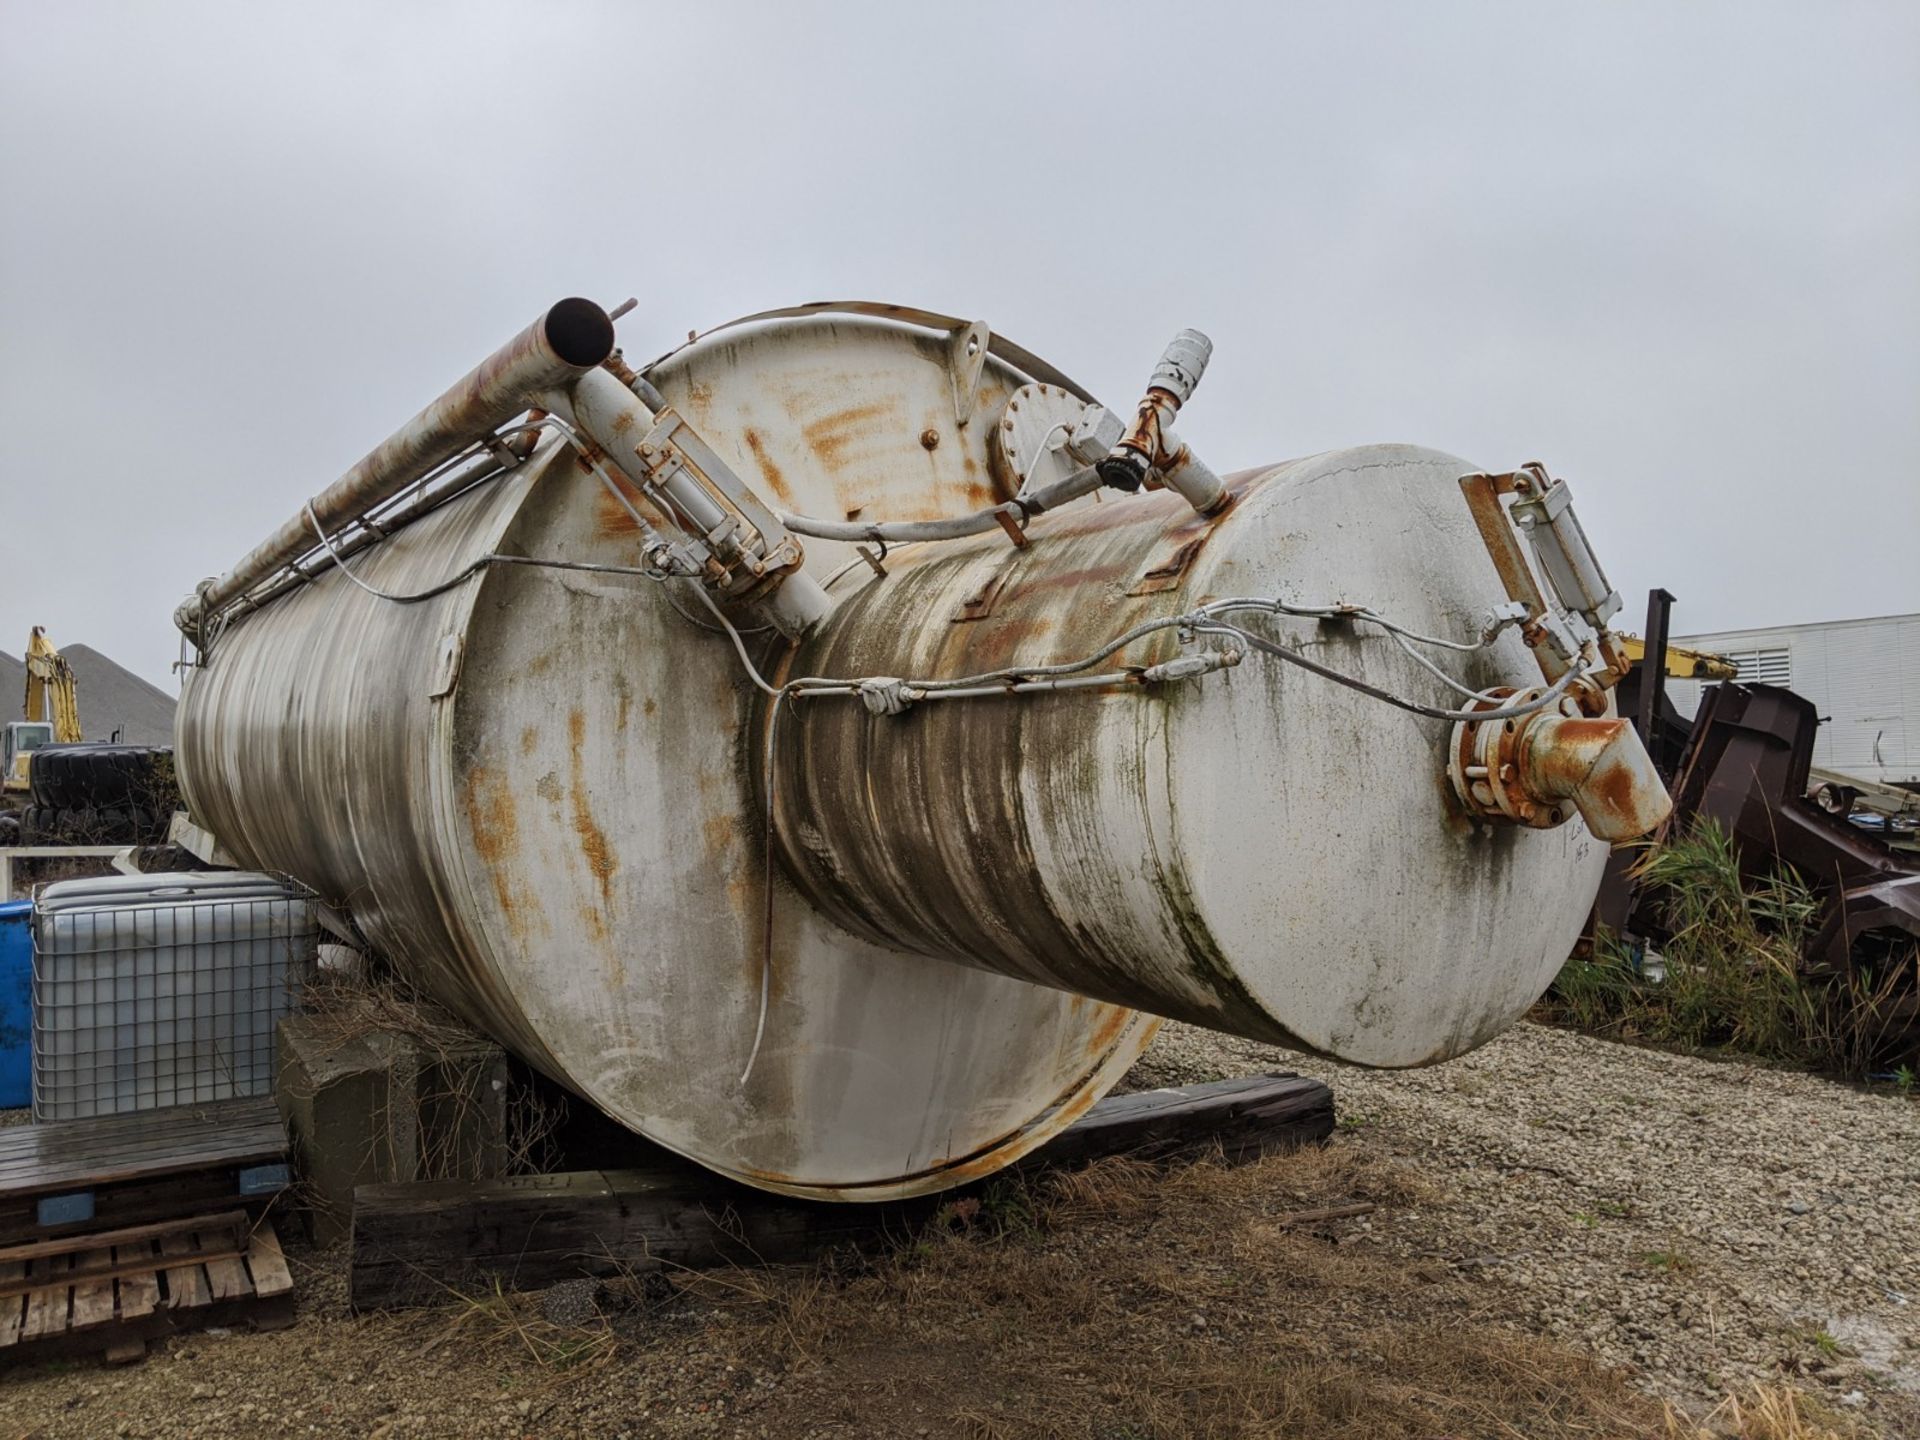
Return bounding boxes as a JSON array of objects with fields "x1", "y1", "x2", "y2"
[{"x1": 173, "y1": 298, "x2": 1669, "y2": 1200}]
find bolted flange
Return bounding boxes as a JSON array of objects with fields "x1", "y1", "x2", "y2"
[{"x1": 1448, "y1": 688, "x2": 1673, "y2": 843}]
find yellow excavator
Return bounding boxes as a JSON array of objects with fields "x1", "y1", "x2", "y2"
[
  {"x1": 4, "y1": 627, "x2": 82, "y2": 794},
  {"x1": 1620, "y1": 634, "x2": 1738, "y2": 681}
]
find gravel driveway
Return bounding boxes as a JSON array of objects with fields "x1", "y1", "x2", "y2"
[{"x1": 1131, "y1": 1018, "x2": 1920, "y2": 1419}]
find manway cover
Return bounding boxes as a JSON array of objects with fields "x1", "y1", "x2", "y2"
[{"x1": 31, "y1": 872, "x2": 318, "y2": 1120}]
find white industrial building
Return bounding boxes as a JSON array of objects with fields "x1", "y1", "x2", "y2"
[{"x1": 1666, "y1": 612, "x2": 1920, "y2": 788}]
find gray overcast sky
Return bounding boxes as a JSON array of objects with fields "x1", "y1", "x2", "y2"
[{"x1": 2, "y1": 2, "x2": 1915, "y2": 688}]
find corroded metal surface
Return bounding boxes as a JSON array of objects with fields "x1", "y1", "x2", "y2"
[
  {"x1": 1449, "y1": 691, "x2": 1672, "y2": 841},
  {"x1": 177, "y1": 313, "x2": 1157, "y2": 1201},
  {"x1": 771, "y1": 447, "x2": 1612, "y2": 1067},
  {"x1": 177, "y1": 306, "x2": 1625, "y2": 1199}
]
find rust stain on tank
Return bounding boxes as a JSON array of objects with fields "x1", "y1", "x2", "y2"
[
  {"x1": 703, "y1": 811, "x2": 739, "y2": 862},
  {"x1": 464, "y1": 764, "x2": 519, "y2": 866},
  {"x1": 803, "y1": 401, "x2": 892, "y2": 469},
  {"x1": 580, "y1": 905, "x2": 608, "y2": 944},
  {"x1": 462, "y1": 764, "x2": 529, "y2": 939},
  {"x1": 519, "y1": 724, "x2": 538, "y2": 756},
  {"x1": 1082, "y1": 1004, "x2": 1133, "y2": 1059},
  {"x1": 1010, "y1": 560, "x2": 1148, "y2": 596},
  {"x1": 567, "y1": 710, "x2": 619, "y2": 912},
  {"x1": 616, "y1": 693, "x2": 632, "y2": 732},
  {"x1": 1049, "y1": 1085, "x2": 1101, "y2": 1131},
  {"x1": 741, "y1": 428, "x2": 792, "y2": 503},
  {"x1": 594, "y1": 469, "x2": 661, "y2": 540}
]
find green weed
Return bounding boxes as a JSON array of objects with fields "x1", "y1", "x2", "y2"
[{"x1": 1543, "y1": 820, "x2": 1914, "y2": 1079}]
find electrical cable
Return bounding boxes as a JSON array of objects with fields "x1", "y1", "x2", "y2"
[
  {"x1": 660, "y1": 580, "x2": 774, "y2": 636},
  {"x1": 1185, "y1": 618, "x2": 1579, "y2": 722},
  {"x1": 302, "y1": 505, "x2": 670, "y2": 604},
  {"x1": 686, "y1": 581, "x2": 785, "y2": 697},
  {"x1": 273, "y1": 413, "x2": 1584, "y2": 731},
  {"x1": 1191, "y1": 596, "x2": 1494, "y2": 653},
  {"x1": 1014, "y1": 421, "x2": 1073, "y2": 498},
  {"x1": 1383, "y1": 628, "x2": 1506, "y2": 702},
  {"x1": 740, "y1": 688, "x2": 788, "y2": 1087}
]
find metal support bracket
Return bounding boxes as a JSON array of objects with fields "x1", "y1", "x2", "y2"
[
  {"x1": 951, "y1": 572, "x2": 1007, "y2": 622},
  {"x1": 993, "y1": 510, "x2": 1030, "y2": 550},
  {"x1": 946, "y1": 321, "x2": 991, "y2": 426}
]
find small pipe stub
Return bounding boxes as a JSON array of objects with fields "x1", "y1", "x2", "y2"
[
  {"x1": 1099, "y1": 329, "x2": 1224, "y2": 514},
  {"x1": 1448, "y1": 689, "x2": 1673, "y2": 843}
]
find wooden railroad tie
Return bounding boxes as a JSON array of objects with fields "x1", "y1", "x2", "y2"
[{"x1": 352, "y1": 1071, "x2": 1336, "y2": 1311}]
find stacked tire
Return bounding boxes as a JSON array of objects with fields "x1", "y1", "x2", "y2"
[{"x1": 21, "y1": 745, "x2": 178, "y2": 846}]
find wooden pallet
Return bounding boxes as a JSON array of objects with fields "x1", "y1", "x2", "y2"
[
  {"x1": 0, "y1": 1211, "x2": 294, "y2": 1364},
  {"x1": 0, "y1": 1097, "x2": 288, "y2": 1246}
]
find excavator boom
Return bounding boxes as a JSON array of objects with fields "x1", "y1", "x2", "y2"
[
  {"x1": 23, "y1": 627, "x2": 81, "y2": 743},
  {"x1": 1620, "y1": 632, "x2": 1738, "y2": 681}
]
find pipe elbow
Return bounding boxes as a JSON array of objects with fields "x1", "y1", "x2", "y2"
[{"x1": 1521, "y1": 715, "x2": 1673, "y2": 843}]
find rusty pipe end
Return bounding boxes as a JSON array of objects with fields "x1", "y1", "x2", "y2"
[
  {"x1": 1521, "y1": 715, "x2": 1673, "y2": 843},
  {"x1": 540, "y1": 297, "x2": 617, "y2": 369}
]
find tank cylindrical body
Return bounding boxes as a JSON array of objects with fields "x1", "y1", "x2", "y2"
[
  {"x1": 175, "y1": 308, "x2": 1615, "y2": 1200},
  {"x1": 773, "y1": 452, "x2": 1606, "y2": 1067}
]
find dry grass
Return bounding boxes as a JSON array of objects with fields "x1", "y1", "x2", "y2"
[
  {"x1": 11, "y1": 1124, "x2": 1892, "y2": 1438},
  {"x1": 429, "y1": 1280, "x2": 620, "y2": 1376},
  {"x1": 588, "y1": 1142, "x2": 1679, "y2": 1439},
  {"x1": 1665, "y1": 1382, "x2": 1874, "y2": 1440}
]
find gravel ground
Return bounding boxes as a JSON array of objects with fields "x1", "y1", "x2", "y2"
[
  {"x1": 1133, "y1": 1019, "x2": 1920, "y2": 1417},
  {"x1": 5, "y1": 1020, "x2": 1917, "y2": 1436}
]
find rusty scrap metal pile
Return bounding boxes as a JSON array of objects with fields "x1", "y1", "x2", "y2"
[{"x1": 169, "y1": 297, "x2": 1671, "y2": 1199}]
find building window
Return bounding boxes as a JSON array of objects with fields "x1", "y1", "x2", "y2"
[{"x1": 1727, "y1": 647, "x2": 1791, "y2": 687}]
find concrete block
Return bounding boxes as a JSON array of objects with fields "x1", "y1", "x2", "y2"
[{"x1": 276, "y1": 1012, "x2": 510, "y2": 1244}]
